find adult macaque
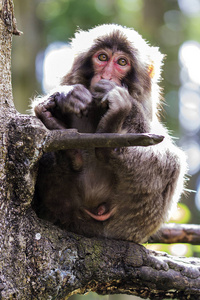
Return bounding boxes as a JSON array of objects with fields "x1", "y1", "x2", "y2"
[{"x1": 32, "y1": 24, "x2": 186, "y2": 243}]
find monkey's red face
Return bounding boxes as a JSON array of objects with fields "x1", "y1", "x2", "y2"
[{"x1": 91, "y1": 49, "x2": 131, "y2": 87}]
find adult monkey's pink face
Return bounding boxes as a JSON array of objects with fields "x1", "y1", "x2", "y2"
[{"x1": 90, "y1": 48, "x2": 131, "y2": 87}]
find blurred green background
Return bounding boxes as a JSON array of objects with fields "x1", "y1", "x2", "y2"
[{"x1": 12, "y1": 0, "x2": 200, "y2": 299}]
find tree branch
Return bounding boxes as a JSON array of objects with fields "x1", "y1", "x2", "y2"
[
  {"x1": 2, "y1": 0, "x2": 22, "y2": 35},
  {"x1": 149, "y1": 223, "x2": 200, "y2": 245},
  {"x1": 55, "y1": 231, "x2": 200, "y2": 300},
  {"x1": 43, "y1": 128, "x2": 164, "y2": 152},
  {"x1": 2, "y1": 207, "x2": 200, "y2": 300}
]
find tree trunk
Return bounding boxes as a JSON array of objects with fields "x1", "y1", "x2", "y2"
[{"x1": 1, "y1": 2, "x2": 200, "y2": 300}]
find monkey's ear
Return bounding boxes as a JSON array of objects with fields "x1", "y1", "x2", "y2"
[
  {"x1": 148, "y1": 46, "x2": 165, "y2": 82},
  {"x1": 148, "y1": 64, "x2": 155, "y2": 79}
]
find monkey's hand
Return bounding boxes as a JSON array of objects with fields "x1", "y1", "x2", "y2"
[
  {"x1": 91, "y1": 79, "x2": 116, "y2": 107},
  {"x1": 53, "y1": 84, "x2": 92, "y2": 117},
  {"x1": 33, "y1": 84, "x2": 92, "y2": 130},
  {"x1": 96, "y1": 85, "x2": 132, "y2": 133}
]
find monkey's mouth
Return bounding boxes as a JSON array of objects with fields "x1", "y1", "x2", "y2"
[{"x1": 84, "y1": 203, "x2": 115, "y2": 221}]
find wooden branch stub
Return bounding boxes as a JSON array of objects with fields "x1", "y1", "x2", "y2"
[
  {"x1": 149, "y1": 223, "x2": 200, "y2": 244},
  {"x1": 43, "y1": 129, "x2": 164, "y2": 152},
  {"x1": 2, "y1": 0, "x2": 22, "y2": 35}
]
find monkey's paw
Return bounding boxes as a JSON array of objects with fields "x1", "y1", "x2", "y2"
[
  {"x1": 105, "y1": 86, "x2": 132, "y2": 114},
  {"x1": 34, "y1": 97, "x2": 66, "y2": 130},
  {"x1": 91, "y1": 79, "x2": 116, "y2": 107},
  {"x1": 51, "y1": 84, "x2": 92, "y2": 117}
]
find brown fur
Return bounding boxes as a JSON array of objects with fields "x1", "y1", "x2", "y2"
[{"x1": 32, "y1": 24, "x2": 186, "y2": 243}]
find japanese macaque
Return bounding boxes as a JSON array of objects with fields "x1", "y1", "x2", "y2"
[{"x1": 32, "y1": 24, "x2": 186, "y2": 243}]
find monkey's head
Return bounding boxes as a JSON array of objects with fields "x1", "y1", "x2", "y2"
[{"x1": 62, "y1": 24, "x2": 164, "y2": 118}]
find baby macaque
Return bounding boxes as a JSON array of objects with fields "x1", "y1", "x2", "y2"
[{"x1": 32, "y1": 24, "x2": 186, "y2": 243}]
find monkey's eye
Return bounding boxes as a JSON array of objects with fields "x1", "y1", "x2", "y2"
[
  {"x1": 98, "y1": 53, "x2": 108, "y2": 61},
  {"x1": 118, "y1": 58, "x2": 127, "y2": 66}
]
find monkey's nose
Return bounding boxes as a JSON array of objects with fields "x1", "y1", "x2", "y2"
[
  {"x1": 100, "y1": 75, "x2": 112, "y2": 80},
  {"x1": 101, "y1": 64, "x2": 114, "y2": 80}
]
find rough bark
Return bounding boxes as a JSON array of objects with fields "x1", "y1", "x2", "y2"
[{"x1": 1, "y1": 1, "x2": 200, "y2": 300}]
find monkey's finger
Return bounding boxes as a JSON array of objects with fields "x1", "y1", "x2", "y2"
[
  {"x1": 37, "y1": 109, "x2": 66, "y2": 130},
  {"x1": 43, "y1": 98, "x2": 57, "y2": 111},
  {"x1": 100, "y1": 94, "x2": 109, "y2": 108},
  {"x1": 72, "y1": 84, "x2": 93, "y2": 104},
  {"x1": 70, "y1": 98, "x2": 90, "y2": 117},
  {"x1": 92, "y1": 79, "x2": 116, "y2": 92},
  {"x1": 91, "y1": 79, "x2": 116, "y2": 103}
]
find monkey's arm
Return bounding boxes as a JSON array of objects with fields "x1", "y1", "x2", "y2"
[
  {"x1": 116, "y1": 136, "x2": 185, "y2": 192},
  {"x1": 93, "y1": 81, "x2": 186, "y2": 196},
  {"x1": 32, "y1": 84, "x2": 92, "y2": 130},
  {"x1": 111, "y1": 126, "x2": 186, "y2": 215},
  {"x1": 92, "y1": 80, "x2": 150, "y2": 134},
  {"x1": 93, "y1": 81, "x2": 187, "y2": 231},
  {"x1": 105, "y1": 132, "x2": 187, "y2": 243}
]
